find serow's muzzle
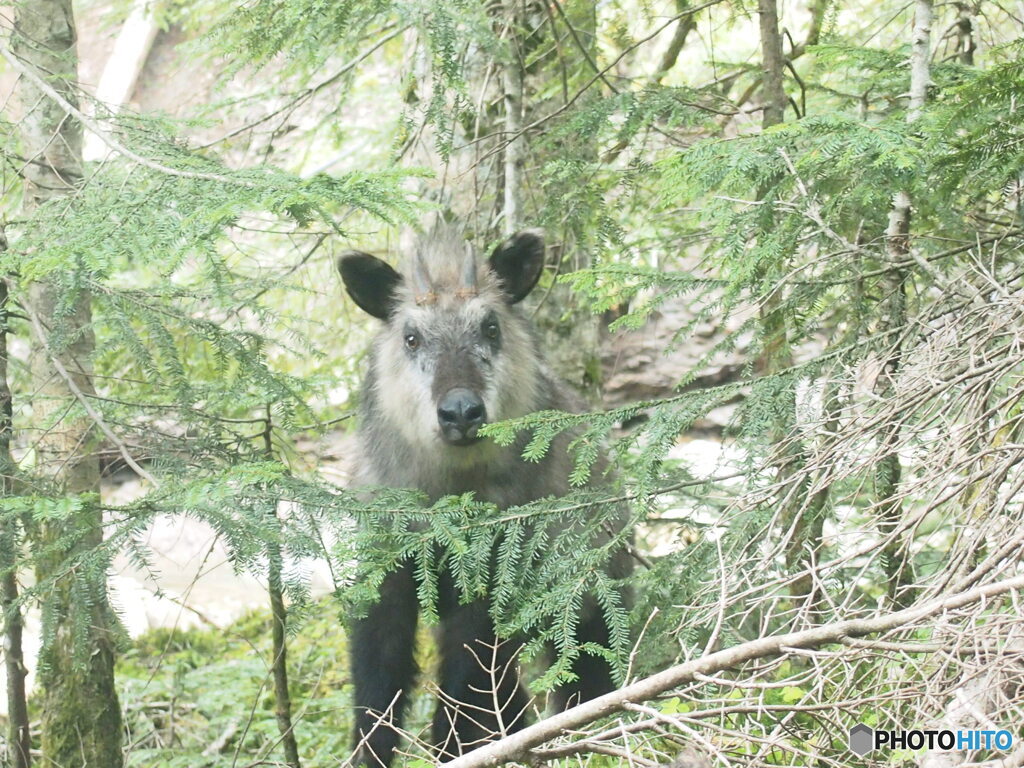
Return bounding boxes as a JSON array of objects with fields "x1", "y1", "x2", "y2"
[{"x1": 437, "y1": 387, "x2": 486, "y2": 446}]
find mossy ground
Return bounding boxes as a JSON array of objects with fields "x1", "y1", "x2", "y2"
[
  {"x1": 118, "y1": 602, "x2": 439, "y2": 767},
  {"x1": 13, "y1": 598, "x2": 639, "y2": 767}
]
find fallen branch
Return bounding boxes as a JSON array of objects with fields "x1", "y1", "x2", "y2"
[
  {"x1": 441, "y1": 573, "x2": 1024, "y2": 768},
  {"x1": 202, "y1": 718, "x2": 239, "y2": 756}
]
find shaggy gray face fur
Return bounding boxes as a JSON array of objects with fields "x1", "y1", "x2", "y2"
[{"x1": 338, "y1": 225, "x2": 573, "y2": 503}]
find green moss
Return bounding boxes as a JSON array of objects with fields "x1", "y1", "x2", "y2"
[
  {"x1": 37, "y1": 612, "x2": 123, "y2": 768},
  {"x1": 118, "y1": 600, "x2": 442, "y2": 767}
]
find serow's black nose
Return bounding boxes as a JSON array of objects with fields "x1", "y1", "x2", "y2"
[{"x1": 437, "y1": 388, "x2": 487, "y2": 446}]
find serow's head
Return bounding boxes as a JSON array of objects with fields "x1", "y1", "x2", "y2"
[{"x1": 338, "y1": 227, "x2": 545, "y2": 449}]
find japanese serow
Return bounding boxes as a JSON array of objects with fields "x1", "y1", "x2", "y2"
[{"x1": 338, "y1": 224, "x2": 632, "y2": 766}]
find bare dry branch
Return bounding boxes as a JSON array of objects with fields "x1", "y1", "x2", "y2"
[{"x1": 442, "y1": 575, "x2": 1024, "y2": 767}]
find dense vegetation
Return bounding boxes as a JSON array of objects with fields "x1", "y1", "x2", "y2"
[{"x1": 1, "y1": 0, "x2": 1023, "y2": 766}]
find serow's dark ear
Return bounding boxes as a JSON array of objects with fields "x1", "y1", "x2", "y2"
[
  {"x1": 488, "y1": 229, "x2": 545, "y2": 304},
  {"x1": 337, "y1": 251, "x2": 403, "y2": 320}
]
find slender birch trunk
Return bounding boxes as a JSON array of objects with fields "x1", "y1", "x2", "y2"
[
  {"x1": 501, "y1": 2, "x2": 524, "y2": 238},
  {"x1": 878, "y1": 0, "x2": 931, "y2": 609}
]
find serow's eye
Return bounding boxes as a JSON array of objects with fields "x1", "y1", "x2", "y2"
[
  {"x1": 483, "y1": 322, "x2": 499, "y2": 340},
  {"x1": 405, "y1": 333, "x2": 420, "y2": 351}
]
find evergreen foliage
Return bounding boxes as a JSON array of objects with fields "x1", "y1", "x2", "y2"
[{"x1": 1, "y1": 0, "x2": 1023, "y2": 765}]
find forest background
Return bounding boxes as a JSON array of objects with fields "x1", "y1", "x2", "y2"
[{"x1": 1, "y1": 0, "x2": 1023, "y2": 766}]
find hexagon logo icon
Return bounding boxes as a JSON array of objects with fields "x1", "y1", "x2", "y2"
[{"x1": 849, "y1": 723, "x2": 873, "y2": 756}]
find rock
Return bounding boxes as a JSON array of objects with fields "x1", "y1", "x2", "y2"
[{"x1": 601, "y1": 294, "x2": 753, "y2": 431}]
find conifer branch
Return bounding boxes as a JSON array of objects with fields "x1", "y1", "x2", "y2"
[
  {"x1": 0, "y1": 41, "x2": 261, "y2": 188},
  {"x1": 24, "y1": 300, "x2": 157, "y2": 486}
]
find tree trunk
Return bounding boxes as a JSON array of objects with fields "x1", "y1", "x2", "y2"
[
  {"x1": 652, "y1": 0, "x2": 696, "y2": 84},
  {"x1": 758, "y1": 0, "x2": 787, "y2": 129},
  {"x1": 0, "y1": 244, "x2": 30, "y2": 768},
  {"x1": 955, "y1": 3, "x2": 974, "y2": 66},
  {"x1": 755, "y1": 0, "x2": 822, "y2": 608},
  {"x1": 262, "y1": 414, "x2": 301, "y2": 768},
  {"x1": 877, "y1": 0, "x2": 932, "y2": 609},
  {"x1": 509, "y1": 0, "x2": 604, "y2": 399},
  {"x1": 269, "y1": 530, "x2": 301, "y2": 768},
  {"x1": 756, "y1": 0, "x2": 790, "y2": 373},
  {"x1": 12, "y1": 2, "x2": 124, "y2": 765},
  {"x1": 501, "y1": 1, "x2": 524, "y2": 238}
]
